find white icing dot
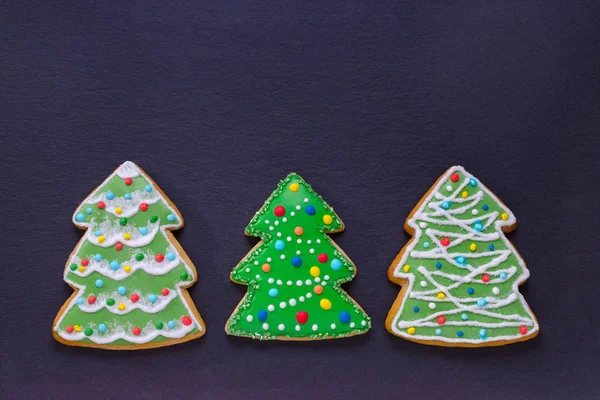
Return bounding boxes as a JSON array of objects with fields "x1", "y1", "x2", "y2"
[
  {"x1": 295, "y1": 325, "x2": 301, "y2": 331},
  {"x1": 429, "y1": 302, "x2": 436, "y2": 310},
  {"x1": 306, "y1": 293, "x2": 312, "y2": 299},
  {"x1": 304, "y1": 198, "x2": 309, "y2": 203},
  {"x1": 331, "y1": 323, "x2": 336, "y2": 329},
  {"x1": 265, "y1": 220, "x2": 270, "y2": 224},
  {"x1": 316, "y1": 239, "x2": 321, "y2": 244},
  {"x1": 312, "y1": 324, "x2": 318, "y2": 331},
  {"x1": 254, "y1": 261, "x2": 259, "y2": 265},
  {"x1": 246, "y1": 315, "x2": 253, "y2": 322},
  {"x1": 282, "y1": 217, "x2": 287, "y2": 223},
  {"x1": 296, "y1": 205, "x2": 301, "y2": 210},
  {"x1": 280, "y1": 254, "x2": 286, "y2": 260},
  {"x1": 274, "y1": 221, "x2": 279, "y2": 226},
  {"x1": 267, "y1": 257, "x2": 272, "y2": 262},
  {"x1": 297, "y1": 239, "x2": 302, "y2": 244},
  {"x1": 277, "y1": 232, "x2": 282, "y2": 237},
  {"x1": 296, "y1": 250, "x2": 301, "y2": 255},
  {"x1": 492, "y1": 287, "x2": 500, "y2": 295},
  {"x1": 350, "y1": 322, "x2": 356, "y2": 328},
  {"x1": 446, "y1": 185, "x2": 453, "y2": 192},
  {"x1": 324, "y1": 275, "x2": 330, "y2": 281},
  {"x1": 309, "y1": 249, "x2": 315, "y2": 254},
  {"x1": 269, "y1": 226, "x2": 274, "y2": 231},
  {"x1": 276, "y1": 279, "x2": 283, "y2": 285},
  {"x1": 307, "y1": 240, "x2": 312, "y2": 244},
  {"x1": 289, "y1": 299, "x2": 297, "y2": 306},
  {"x1": 262, "y1": 323, "x2": 269, "y2": 330},
  {"x1": 361, "y1": 320, "x2": 367, "y2": 326},
  {"x1": 287, "y1": 280, "x2": 293, "y2": 286},
  {"x1": 287, "y1": 236, "x2": 292, "y2": 242},
  {"x1": 290, "y1": 212, "x2": 295, "y2": 217},
  {"x1": 472, "y1": 209, "x2": 479, "y2": 215},
  {"x1": 299, "y1": 296, "x2": 305, "y2": 302},
  {"x1": 305, "y1": 279, "x2": 312, "y2": 285},
  {"x1": 420, "y1": 281, "x2": 428, "y2": 288},
  {"x1": 419, "y1": 222, "x2": 427, "y2": 228},
  {"x1": 268, "y1": 278, "x2": 275, "y2": 284},
  {"x1": 245, "y1": 268, "x2": 250, "y2": 273},
  {"x1": 278, "y1": 324, "x2": 285, "y2": 331},
  {"x1": 296, "y1": 280, "x2": 303, "y2": 286},
  {"x1": 268, "y1": 304, "x2": 275, "y2": 312},
  {"x1": 314, "y1": 277, "x2": 321, "y2": 283}
]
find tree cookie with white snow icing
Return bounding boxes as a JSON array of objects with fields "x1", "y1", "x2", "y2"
[
  {"x1": 386, "y1": 166, "x2": 539, "y2": 347},
  {"x1": 53, "y1": 161, "x2": 205, "y2": 350}
]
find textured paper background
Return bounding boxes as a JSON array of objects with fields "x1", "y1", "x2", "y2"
[{"x1": 1, "y1": 1, "x2": 599, "y2": 399}]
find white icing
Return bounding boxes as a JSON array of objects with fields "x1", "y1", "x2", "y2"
[{"x1": 389, "y1": 166, "x2": 538, "y2": 344}]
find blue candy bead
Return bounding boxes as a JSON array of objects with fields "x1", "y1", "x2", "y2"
[
  {"x1": 106, "y1": 191, "x2": 115, "y2": 200},
  {"x1": 435, "y1": 328, "x2": 442, "y2": 335},
  {"x1": 168, "y1": 321, "x2": 176, "y2": 329},
  {"x1": 268, "y1": 288, "x2": 279, "y2": 297},
  {"x1": 95, "y1": 279, "x2": 104, "y2": 288},
  {"x1": 167, "y1": 252, "x2": 176, "y2": 261},
  {"x1": 413, "y1": 306, "x2": 420, "y2": 313},
  {"x1": 109, "y1": 261, "x2": 120, "y2": 271},
  {"x1": 291, "y1": 256, "x2": 302, "y2": 267},
  {"x1": 139, "y1": 227, "x2": 148, "y2": 235},
  {"x1": 435, "y1": 262, "x2": 442, "y2": 269},
  {"x1": 339, "y1": 311, "x2": 351, "y2": 324},
  {"x1": 477, "y1": 298, "x2": 487, "y2": 307},
  {"x1": 482, "y1": 204, "x2": 489, "y2": 211},
  {"x1": 77, "y1": 298, "x2": 84, "y2": 305},
  {"x1": 94, "y1": 254, "x2": 103, "y2": 262},
  {"x1": 124, "y1": 193, "x2": 132, "y2": 200},
  {"x1": 117, "y1": 286, "x2": 126, "y2": 295},
  {"x1": 457, "y1": 331, "x2": 464, "y2": 337},
  {"x1": 330, "y1": 259, "x2": 342, "y2": 271},
  {"x1": 167, "y1": 214, "x2": 176, "y2": 222},
  {"x1": 461, "y1": 313, "x2": 469, "y2": 320},
  {"x1": 305, "y1": 205, "x2": 316, "y2": 215},
  {"x1": 148, "y1": 294, "x2": 158, "y2": 304},
  {"x1": 257, "y1": 310, "x2": 268, "y2": 321},
  {"x1": 98, "y1": 323, "x2": 107, "y2": 333},
  {"x1": 489, "y1": 244, "x2": 495, "y2": 251},
  {"x1": 500, "y1": 272, "x2": 508, "y2": 280},
  {"x1": 467, "y1": 287, "x2": 475, "y2": 295},
  {"x1": 85, "y1": 207, "x2": 93, "y2": 215},
  {"x1": 75, "y1": 213, "x2": 85, "y2": 222},
  {"x1": 275, "y1": 240, "x2": 285, "y2": 251},
  {"x1": 145, "y1": 185, "x2": 152, "y2": 192}
]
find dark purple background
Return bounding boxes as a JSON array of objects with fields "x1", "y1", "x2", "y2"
[{"x1": 1, "y1": 1, "x2": 599, "y2": 399}]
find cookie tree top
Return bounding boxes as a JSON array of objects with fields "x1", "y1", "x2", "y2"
[
  {"x1": 53, "y1": 161, "x2": 205, "y2": 349},
  {"x1": 226, "y1": 173, "x2": 371, "y2": 340},
  {"x1": 386, "y1": 166, "x2": 539, "y2": 347}
]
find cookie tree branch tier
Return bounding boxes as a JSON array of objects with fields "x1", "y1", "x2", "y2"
[
  {"x1": 226, "y1": 173, "x2": 371, "y2": 340},
  {"x1": 386, "y1": 166, "x2": 539, "y2": 347},
  {"x1": 53, "y1": 161, "x2": 205, "y2": 350}
]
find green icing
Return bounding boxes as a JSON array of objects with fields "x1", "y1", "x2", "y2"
[
  {"x1": 227, "y1": 173, "x2": 371, "y2": 339},
  {"x1": 55, "y1": 162, "x2": 202, "y2": 347},
  {"x1": 389, "y1": 167, "x2": 538, "y2": 344}
]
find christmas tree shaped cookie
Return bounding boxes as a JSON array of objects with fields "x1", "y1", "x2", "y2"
[
  {"x1": 386, "y1": 166, "x2": 539, "y2": 347},
  {"x1": 53, "y1": 161, "x2": 205, "y2": 349},
  {"x1": 226, "y1": 173, "x2": 371, "y2": 340}
]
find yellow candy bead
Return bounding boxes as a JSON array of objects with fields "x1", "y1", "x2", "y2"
[
  {"x1": 320, "y1": 299, "x2": 332, "y2": 310},
  {"x1": 501, "y1": 212, "x2": 509, "y2": 220},
  {"x1": 310, "y1": 266, "x2": 320, "y2": 277},
  {"x1": 74, "y1": 325, "x2": 82, "y2": 332},
  {"x1": 98, "y1": 236, "x2": 105, "y2": 244},
  {"x1": 124, "y1": 265, "x2": 131, "y2": 273},
  {"x1": 470, "y1": 243, "x2": 477, "y2": 251},
  {"x1": 461, "y1": 191, "x2": 468, "y2": 198},
  {"x1": 407, "y1": 327, "x2": 416, "y2": 335},
  {"x1": 289, "y1": 183, "x2": 300, "y2": 192},
  {"x1": 78, "y1": 266, "x2": 86, "y2": 272},
  {"x1": 322, "y1": 215, "x2": 333, "y2": 225},
  {"x1": 403, "y1": 264, "x2": 410, "y2": 273},
  {"x1": 118, "y1": 303, "x2": 126, "y2": 311},
  {"x1": 124, "y1": 233, "x2": 131, "y2": 240},
  {"x1": 437, "y1": 292, "x2": 446, "y2": 299}
]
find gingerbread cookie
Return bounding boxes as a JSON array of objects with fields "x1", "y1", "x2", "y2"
[
  {"x1": 53, "y1": 161, "x2": 205, "y2": 350},
  {"x1": 386, "y1": 166, "x2": 539, "y2": 347},
  {"x1": 226, "y1": 173, "x2": 371, "y2": 340}
]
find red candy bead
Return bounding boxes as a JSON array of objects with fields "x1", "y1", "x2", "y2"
[
  {"x1": 296, "y1": 311, "x2": 309, "y2": 324},
  {"x1": 124, "y1": 177, "x2": 133, "y2": 185},
  {"x1": 441, "y1": 238, "x2": 450, "y2": 246},
  {"x1": 97, "y1": 201, "x2": 106, "y2": 209},
  {"x1": 520, "y1": 325, "x2": 528, "y2": 335},
  {"x1": 274, "y1": 205, "x2": 285, "y2": 217},
  {"x1": 317, "y1": 254, "x2": 328, "y2": 263},
  {"x1": 132, "y1": 327, "x2": 141, "y2": 336},
  {"x1": 81, "y1": 259, "x2": 89, "y2": 266},
  {"x1": 482, "y1": 274, "x2": 491, "y2": 283},
  {"x1": 139, "y1": 203, "x2": 149, "y2": 211},
  {"x1": 161, "y1": 288, "x2": 170, "y2": 296},
  {"x1": 155, "y1": 254, "x2": 165, "y2": 263},
  {"x1": 181, "y1": 316, "x2": 192, "y2": 326},
  {"x1": 450, "y1": 173, "x2": 459, "y2": 182},
  {"x1": 66, "y1": 325, "x2": 74, "y2": 333},
  {"x1": 115, "y1": 243, "x2": 123, "y2": 251},
  {"x1": 87, "y1": 295, "x2": 96, "y2": 304},
  {"x1": 437, "y1": 315, "x2": 446, "y2": 325},
  {"x1": 130, "y1": 294, "x2": 140, "y2": 302}
]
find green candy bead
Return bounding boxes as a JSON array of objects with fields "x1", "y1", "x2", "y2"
[
  {"x1": 149, "y1": 216, "x2": 158, "y2": 223},
  {"x1": 119, "y1": 217, "x2": 128, "y2": 226},
  {"x1": 156, "y1": 322, "x2": 164, "y2": 330},
  {"x1": 106, "y1": 298, "x2": 115, "y2": 306},
  {"x1": 84, "y1": 328, "x2": 93, "y2": 336},
  {"x1": 70, "y1": 264, "x2": 78, "y2": 271},
  {"x1": 136, "y1": 254, "x2": 144, "y2": 261},
  {"x1": 180, "y1": 272, "x2": 188, "y2": 281}
]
